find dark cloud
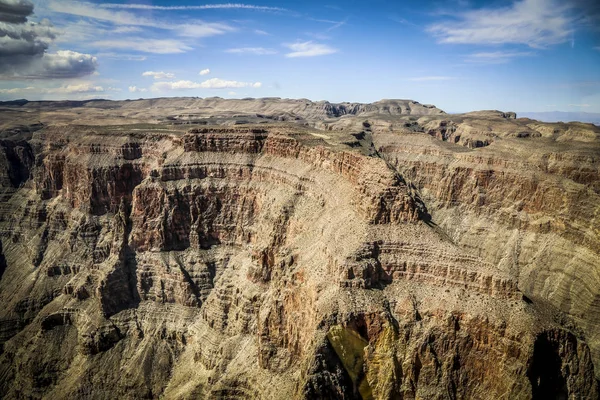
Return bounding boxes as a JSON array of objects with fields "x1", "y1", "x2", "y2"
[
  {"x1": 0, "y1": 0, "x2": 97, "y2": 79},
  {"x1": 0, "y1": 49, "x2": 98, "y2": 79},
  {"x1": 39, "y1": 51, "x2": 98, "y2": 79},
  {"x1": 0, "y1": 37, "x2": 46, "y2": 57},
  {"x1": 0, "y1": 19, "x2": 55, "y2": 58},
  {"x1": 0, "y1": 0, "x2": 33, "y2": 24}
]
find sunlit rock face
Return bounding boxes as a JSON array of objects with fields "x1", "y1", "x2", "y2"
[{"x1": 0, "y1": 98, "x2": 598, "y2": 399}]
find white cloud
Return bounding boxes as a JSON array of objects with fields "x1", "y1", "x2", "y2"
[
  {"x1": 96, "y1": 52, "x2": 147, "y2": 61},
  {"x1": 310, "y1": 18, "x2": 339, "y2": 24},
  {"x1": 46, "y1": 0, "x2": 236, "y2": 55},
  {"x1": 0, "y1": 86, "x2": 34, "y2": 94},
  {"x1": 325, "y1": 19, "x2": 346, "y2": 33},
  {"x1": 225, "y1": 47, "x2": 277, "y2": 55},
  {"x1": 142, "y1": 71, "x2": 175, "y2": 79},
  {"x1": 99, "y1": 3, "x2": 287, "y2": 12},
  {"x1": 254, "y1": 29, "x2": 269, "y2": 35},
  {"x1": 0, "y1": 83, "x2": 107, "y2": 94},
  {"x1": 51, "y1": 83, "x2": 105, "y2": 93},
  {"x1": 465, "y1": 51, "x2": 535, "y2": 64},
  {"x1": 49, "y1": 1, "x2": 165, "y2": 28},
  {"x1": 199, "y1": 68, "x2": 210, "y2": 75},
  {"x1": 427, "y1": 0, "x2": 573, "y2": 47},
  {"x1": 228, "y1": 91, "x2": 237, "y2": 95},
  {"x1": 407, "y1": 76, "x2": 456, "y2": 82},
  {"x1": 284, "y1": 41, "x2": 337, "y2": 57},
  {"x1": 52, "y1": 20, "x2": 110, "y2": 44},
  {"x1": 152, "y1": 78, "x2": 262, "y2": 91},
  {"x1": 390, "y1": 16, "x2": 418, "y2": 27},
  {"x1": 128, "y1": 86, "x2": 147, "y2": 93},
  {"x1": 92, "y1": 39, "x2": 192, "y2": 54},
  {"x1": 199, "y1": 78, "x2": 262, "y2": 89},
  {"x1": 152, "y1": 80, "x2": 196, "y2": 91},
  {"x1": 49, "y1": 1, "x2": 236, "y2": 38},
  {"x1": 112, "y1": 26, "x2": 142, "y2": 34},
  {"x1": 568, "y1": 104, "x2": 591, "y2": 107},
  {"x1": 178, "y1": 23, "x2": 235, "y2": 38}
]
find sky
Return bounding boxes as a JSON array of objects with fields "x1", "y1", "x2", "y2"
[{"x1": 0, "y1": 0, "x2": 599, "y2": 113}]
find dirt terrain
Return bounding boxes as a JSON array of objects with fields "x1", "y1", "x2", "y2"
[{"x1": 0, "y1": 97, "x2": 598, "y2": 399}]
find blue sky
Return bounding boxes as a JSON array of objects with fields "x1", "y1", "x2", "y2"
[{"x1": 0, "y1": 0, "x2": 599, "y2": 112}]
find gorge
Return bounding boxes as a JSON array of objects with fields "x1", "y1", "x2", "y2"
[{"x1": 0, "y1": 98, "x2": 599, "y2": 399}]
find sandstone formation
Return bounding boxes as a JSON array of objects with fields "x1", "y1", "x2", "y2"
[{"x1": 0, "y1": 97, "x2": 598, "y2": 399}]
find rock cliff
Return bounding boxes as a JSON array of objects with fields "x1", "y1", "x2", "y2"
[{"x1": 0, "y1": 98, "x2": 598, "y2": 399}]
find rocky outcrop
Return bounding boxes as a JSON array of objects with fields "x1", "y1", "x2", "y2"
[{"x1": 0, "y1": 99, "x2": 598, "y2": 399}]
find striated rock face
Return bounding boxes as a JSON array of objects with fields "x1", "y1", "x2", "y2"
[{"x1": 0, "y1": 99, "x2": 598, "y2": 399}]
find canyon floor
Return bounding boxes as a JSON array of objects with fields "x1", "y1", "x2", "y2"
[{"x1": 0, "y1": 97, "x2": 599, "y2": 399}]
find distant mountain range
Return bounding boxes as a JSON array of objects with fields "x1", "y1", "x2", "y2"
[
  {"x1": 3, "y1": 99, "x2": 599, "y2": 126},
  {"x1": 518, "y1": 111, "x2": 600, "y2": 125}
]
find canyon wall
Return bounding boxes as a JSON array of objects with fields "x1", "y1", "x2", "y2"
[{"x1": 0, "y1": 100, "x2": 598, "y2": 399}]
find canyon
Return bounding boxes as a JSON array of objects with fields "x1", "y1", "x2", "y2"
[{"x1": 0, "y1": 97, "x2": 599, "y2": 399}]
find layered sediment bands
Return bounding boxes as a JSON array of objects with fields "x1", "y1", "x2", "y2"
[
  {"x1": 0, "y1": 115, "x2": 598, "y2": 399},
  {"x1": 338, "y1": 240, "x2": 521, "y2": 299},
  {"x1": 374, "y1": 131, "x2": 600, "y2": 380},
  {"x1": 32, "y1": 129, "x2": 164, "y2": 214},
  {"x1": 179, "y1": 128, "x2": 423, "y2": 222}
]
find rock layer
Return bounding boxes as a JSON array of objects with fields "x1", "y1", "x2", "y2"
[{"x1": 0, "y1": 98, "x2": 598, "y2": 399}]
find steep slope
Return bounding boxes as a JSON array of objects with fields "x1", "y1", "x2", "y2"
[{"x1": 0, "y1": 99, "x2": 598, "y2": 399}]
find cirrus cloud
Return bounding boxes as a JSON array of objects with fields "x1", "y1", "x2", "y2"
[
  {"x1": 284, "y1": 41, "x2": 337, "y2": 57},
  {"x1": 407, "y1": 76, "x2": 456, "y2": 82},
  {"x1": 465, "y1": 51, "x2": 535, "y2": 64},
  {"x1": 49, "y1": 1, "x2": 236, "y2": 38},
  {"x1": 225, "y1": 47, "x2": 277, "y2": 55},
  {"x1": 98, "y1": 3, "x2": 288, "y2": 13},
  {"x1": 92, "y1": 38, "x2": 192, "y2": 54},
  {"x1": 427, "y1": 0, "x2": 573, "y2": 48}
]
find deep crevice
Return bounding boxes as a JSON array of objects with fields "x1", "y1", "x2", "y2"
[{"x1": 528, "y1": 333, "x2": 569, "y2": 400}]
